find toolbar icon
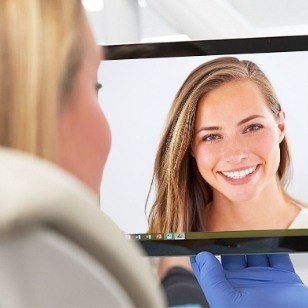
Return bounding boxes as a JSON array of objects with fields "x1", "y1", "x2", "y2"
[
  {"x1": 174, "y1": 233, "x2": 185, "y2": 240},
  {"x1": 165, "y1": 233, "x2": 173, "y2": 240},
  {"x1": 155, "y1": 233, "x2": 163, "y2": 240}
]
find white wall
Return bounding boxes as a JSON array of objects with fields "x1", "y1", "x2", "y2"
[
  {"x1": 85, "y1": 0, "x2": 308, "y2": 44},
  {"x1": 99, "y1": 51, "x2": 308, "y2": 234}
]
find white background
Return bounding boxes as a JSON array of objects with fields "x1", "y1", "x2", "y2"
[{"x1": 99, "y1": 51, "x2": 308, "y2": 234}]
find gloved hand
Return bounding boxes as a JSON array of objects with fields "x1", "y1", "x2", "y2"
[{"x1": 191, "y1": 253, "x2": 308, "y2": 307}]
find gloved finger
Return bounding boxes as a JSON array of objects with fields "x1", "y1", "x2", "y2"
[
  {"x1": 267, "y1": 254, "x2": 295, "y2": 272},
  {"x1": 222, "y1": 255, "x2": 247, "y2": 270},
  {"x1": 195, "y1": 252, "x2": 236, "y2": 303},
  {"x1": 246, "y1": 254, "x2": 270, "y2": 267},
  {"x1": 190, "y1": 256, "x2": 200, "y2": 283}
]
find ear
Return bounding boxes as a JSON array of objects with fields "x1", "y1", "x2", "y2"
[{"x1": 278, "y1": 110, "x2": 286, "y2": 143}]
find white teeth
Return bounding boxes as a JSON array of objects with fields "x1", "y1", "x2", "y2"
[{"x1": 222, "y1": 166, "x2": 257, "y2": 180}]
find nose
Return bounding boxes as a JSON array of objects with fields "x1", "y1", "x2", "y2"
[
  {"x1": 223, "y1": 135, "x2": 249, "y2": 164},
  {"x1": 225, "y1": 152, "x2": 248, "y2": 164}
]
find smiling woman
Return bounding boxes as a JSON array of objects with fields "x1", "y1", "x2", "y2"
[{"x1": 147, "y1": 56, "x2": 308, "y2": 233}]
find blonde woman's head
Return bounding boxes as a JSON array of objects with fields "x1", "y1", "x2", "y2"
[
  {"x1": 0, "y1": 0, "x2": 111, "y2": 193},
  {"x1": 0, "y1": 0, "x2": 84, "y2": 158}
]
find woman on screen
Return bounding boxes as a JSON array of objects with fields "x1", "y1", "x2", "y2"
[{"x1": 148, "y1": 56, "x2": 308, "y2": 233}]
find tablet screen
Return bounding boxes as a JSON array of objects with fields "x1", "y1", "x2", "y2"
[{"x1": 99, "y1": 36, "x2": 308, "y2": 258}]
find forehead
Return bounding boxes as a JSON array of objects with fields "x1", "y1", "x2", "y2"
[{"x1": 196, "y1": 80, "x2": 270, "y2": 121}]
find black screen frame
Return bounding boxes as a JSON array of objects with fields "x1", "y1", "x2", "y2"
[
  {"x1": 129, "y1": 229, "x2": 308, "y2": 256},
  {"x1": 101, "y1": 35, "x2": 308, "y2": 256},
  {"x1": 103, "y1": 35, "x2": 308, "y2": 60}
]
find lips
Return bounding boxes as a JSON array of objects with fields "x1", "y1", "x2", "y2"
[
  {"x1": 218, "y1": 165, "x2": 260, "y2": 184},
  {"x1": 221, "y1": 165, "x2": 257, "y2": 180}
]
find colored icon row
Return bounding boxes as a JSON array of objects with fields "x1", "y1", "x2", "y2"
[{"x1": 127, "y1": 232, "x2": 186, "y2": 240}]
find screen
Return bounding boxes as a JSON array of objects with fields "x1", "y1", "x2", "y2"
[{"x1": 98, "y1": 36, "x2": 308, "y2": 282}]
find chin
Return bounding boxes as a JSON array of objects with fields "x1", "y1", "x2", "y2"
[{"x1": 224, "y1": 190, "x2": 259, "y2": 203}]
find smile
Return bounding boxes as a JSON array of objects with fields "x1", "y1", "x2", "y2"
[{"x1": 220, "y1": 165, "x2": 257, "y2": 180}]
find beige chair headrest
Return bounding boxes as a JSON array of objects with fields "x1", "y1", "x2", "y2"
[{"x1": 0, "y1": 147, "x2": 165, "y2": 307}]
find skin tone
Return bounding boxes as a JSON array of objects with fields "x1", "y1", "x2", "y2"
[
  {"x1": 56, "y1": 18, "x2": 111, "y2": 195},
  {"x1": 191, "y1": 80, "x2": 300, "y2": 231}
]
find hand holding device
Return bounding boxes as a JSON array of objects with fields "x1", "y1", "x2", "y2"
[{"x1": 191, "y1": 253, "x2": 308, "y2": 307}]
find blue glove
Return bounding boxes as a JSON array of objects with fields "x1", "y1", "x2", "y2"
[{"x1": 191, "y1": 253, "x2": 308, "y2": 307}]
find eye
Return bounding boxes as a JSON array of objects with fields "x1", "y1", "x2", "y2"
[
  {"x1": 244, "y1": 123, "x2": 263, "y2": 133},
  {"x1": 96, "y1": 82, "x2": 102, "y2": 93},
  {"x1": 202, "y1": 134, "x2": 222, "y2": 143}
]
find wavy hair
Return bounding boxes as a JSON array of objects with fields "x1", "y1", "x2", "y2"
[
  {"x1": 0, "y1": 0, "x2": 84, "y2": 159},
  {"x1": 147, "y1": 56, "x2": 293, "y2": 233}
]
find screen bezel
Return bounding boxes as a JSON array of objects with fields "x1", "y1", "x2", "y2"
[
  {"x1": 128, "y1": 229, "x2": 308, "y2": 256},
  {"x1": 103, "y1": 35, "x2": 308, "y2": 60},
  {"x1": 101, "y1": 35, "x2": 308, "y2": 256}
]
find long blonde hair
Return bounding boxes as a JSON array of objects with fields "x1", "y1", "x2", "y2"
[
  {"x1": 0, "y1": 0, "x2": 84, "y2": 160},
  {"x1": 148, "y1": 56, "x2": 293, "y2": 233}
]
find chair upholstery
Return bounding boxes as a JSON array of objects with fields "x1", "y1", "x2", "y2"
[{"x1": 0, "y1": 147, "x2": 165, "y2": 307}]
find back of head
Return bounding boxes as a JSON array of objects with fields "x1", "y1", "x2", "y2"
[{"x1": 0, "y1": 0, "x2": 84, "y2": 160}]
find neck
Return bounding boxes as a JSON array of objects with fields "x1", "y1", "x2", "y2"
[{"x1": 204, "y1": 180, "x2": 300, "y2": 231}]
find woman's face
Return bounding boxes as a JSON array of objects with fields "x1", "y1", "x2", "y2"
[
  {"x1": 191, "y1": 80, "x2": 285, "y2": 203},
  {"x1": 56, "y1": 20, "x2": 111, "y2": 194}
]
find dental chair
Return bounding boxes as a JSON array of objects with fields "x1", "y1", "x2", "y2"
[{"x1": 0, "y1": 148, "x2": 165, "y2": 307}]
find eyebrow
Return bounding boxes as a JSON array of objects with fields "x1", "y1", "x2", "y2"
[{"x1": 195, "y1": 115, "x2": 265, "y2": 135}]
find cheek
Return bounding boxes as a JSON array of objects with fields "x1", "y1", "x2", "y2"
[
  {"x1": 81, "y1": 100, "x2": 111, "y2": 172},
  {"x1": 56, "y1": 94, "x2": 111, "y2": 194},
  {"x1": 193, "y1": 145, "x2": 220, "y2": 176},
  {"x1": 249, "y1": 130, "x2": 280, "y2": 162}
]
